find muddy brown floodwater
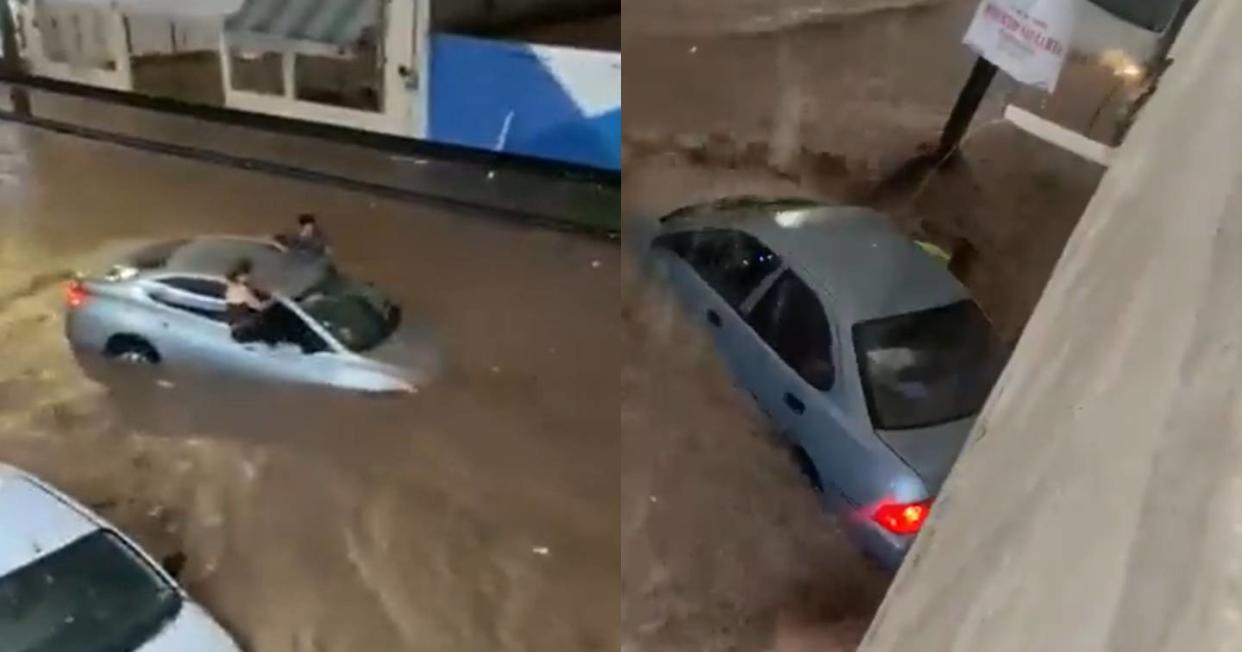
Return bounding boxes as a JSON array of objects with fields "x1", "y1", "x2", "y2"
[{"x1": 0, "y1": 122, "x2": 618, "y2": 651}]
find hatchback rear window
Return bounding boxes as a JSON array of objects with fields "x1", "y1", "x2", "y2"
[{"x1": 854, "y1": 301, "x2": 1005, "y2": 430}]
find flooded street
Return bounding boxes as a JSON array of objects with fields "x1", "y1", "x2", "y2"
[
  {"x1": 0, "y1": 122, "x2": 618, "y2": 651},
  {"x1": 621, "y1": 1, "x2": 1108, "y2": 649}
]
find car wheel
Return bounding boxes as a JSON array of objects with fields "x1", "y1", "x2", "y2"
[
  {"x1": 105, "y1": 336, "x2": 160, "y2": 365},
  {"x1": 791, "y1": 446, "x2": 824, "y2": 494}
]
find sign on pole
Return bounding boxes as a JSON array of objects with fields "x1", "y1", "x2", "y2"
[{"x1": 963, "y1": 0, "x2": 1078, "y2": 91}]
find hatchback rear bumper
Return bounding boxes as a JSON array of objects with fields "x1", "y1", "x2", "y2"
[
  {"x1": 820, "y1": 489, "x2": 916, "y2": 571},
  {"x1": 851, "y1": 518, "x2": 914, "y2": 571}
]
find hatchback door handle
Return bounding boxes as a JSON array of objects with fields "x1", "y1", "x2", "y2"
[
  {"x1": 784, "y1": 392, "x2": 805, "y2": 414},
  {"x1": 706, "y1": 309, "x2": 721, "y2": 327}
]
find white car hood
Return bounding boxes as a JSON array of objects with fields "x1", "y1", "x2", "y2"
[{"x1": 139, "y1": 601, "x2": 241, "y2": 652}]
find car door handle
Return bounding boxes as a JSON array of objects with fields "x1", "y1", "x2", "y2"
[
  {"x1": 784, "y1": 392, "x2": 805, "y2": 414},
  {"x1": 706, "y1": 309, "x2": 722, "y2": 328}
]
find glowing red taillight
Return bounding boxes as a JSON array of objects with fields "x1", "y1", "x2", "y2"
[
  {"x1": 871, "y1": 499, "x2": 931, "y2": 535},
  {"x1": 65, "y1": 280, "x2": 88, "y2": 308}
]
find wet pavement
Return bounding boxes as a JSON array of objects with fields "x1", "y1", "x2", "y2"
[{"x1": 0, "y1": 120, "x2": 618, "y2": 651}]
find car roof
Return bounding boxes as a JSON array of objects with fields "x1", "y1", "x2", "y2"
[
  {"x1": 662, "y1": 199, "x2": 969, "y2": 322},
  {"x1": 0, "y1": 465, "x2": 97, "y2": 577},
  {"x1": 161, "y1": 237, "x2": 330, "y2": 298}
]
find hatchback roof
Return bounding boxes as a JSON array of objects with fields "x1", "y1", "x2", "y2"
[
  {"x1": 161, "y1": 237, "x2": 330, "y2": 298},
  {"x1": 0, "y1": 465, "x2": 96, "y2": 577},
  {"x1": 661, "y1": 198, "x2": 968, "y2": 321}
]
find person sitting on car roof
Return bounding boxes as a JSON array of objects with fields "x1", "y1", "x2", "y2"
[
  {"x1": 276, "y1": 213, "x2": 330, "y2": 257},
  {"x1": 224, "y1": 258, "x2": 271, "y2": 342}
]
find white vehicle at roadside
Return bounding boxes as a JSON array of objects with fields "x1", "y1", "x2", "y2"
[{"x1": 0, "y1": 464, "x2": 240, "y2": 652}]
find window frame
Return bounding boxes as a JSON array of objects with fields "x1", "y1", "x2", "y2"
[{"x1": 744, "y1": 268, "x2": 838, "y2": 391}]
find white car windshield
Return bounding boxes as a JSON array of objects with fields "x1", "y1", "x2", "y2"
[
  {"x1": 299, "y1": 273, "x2": 400, "y2": 352},
  {"x1": 0, "y1": 530, "x2": 181, "y2": 652},
  {"x1": 853, "y1": 300, "x2": 1006, "y2": 430}
]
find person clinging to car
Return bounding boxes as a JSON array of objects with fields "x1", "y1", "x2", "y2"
[{"x1": 224, "y1": 258, "x2": 271, "y2": 342}]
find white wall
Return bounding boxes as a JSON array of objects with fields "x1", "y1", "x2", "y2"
[
  {"x1": 127, "y1": 15, "x2": 221, "y2": 56},
  {"x1": 19, "y1": 1, "x2": 132, "y2": 90}
]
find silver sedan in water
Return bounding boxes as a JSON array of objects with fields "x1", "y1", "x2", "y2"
[
  {"x1": 648, "y1": 198, "x2": 1006, "y2": 568},
  {"x1": 64, "y1": 236, "x2": 429, "y2": 394}
]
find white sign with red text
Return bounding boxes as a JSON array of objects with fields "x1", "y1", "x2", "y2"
[{"x1": 963, "y1": 0, "x2": 1078, "y2": 92}]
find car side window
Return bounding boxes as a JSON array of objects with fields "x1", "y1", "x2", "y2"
[
  {"x1": 656, "y1": 229, "x2": 782, "y2": 308},
  {"x1": 156, "y1": 277, "x2": 226, "y2": 299},
  {"x1": 150, "y1": 278, "x2": 228, "y2": 323},
  {"x1": 154, "y1": 300, "x2": 228, "y2": 323},
  {"x1": 262, "y1": 303, "x2": 329, "y2": 354},
  {"x1": 746, "y1": 270, "x2": 836, "y2": 390}
]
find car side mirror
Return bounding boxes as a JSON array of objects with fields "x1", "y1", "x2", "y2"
[{"x1": 160, "y1": 551, "x2": 187, "y2": 580}]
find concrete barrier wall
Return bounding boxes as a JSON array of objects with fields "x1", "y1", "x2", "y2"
[{"x1": 427, "y1": 34, "x2": 619, "y2": 170}]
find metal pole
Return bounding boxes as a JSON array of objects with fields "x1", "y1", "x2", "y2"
[
  {"x1": 936, "y1": 56, "x2": 998, "y2": 161},
  {"x1": 0, "y1": 0, "x2": 30, "y2": 116}
]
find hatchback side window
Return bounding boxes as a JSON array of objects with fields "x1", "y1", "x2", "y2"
[
  {"x1": 656, "y1": 229, "x2": 782, "y2": 308},
  {"x1": 747, "y1": 270, "x2": 835, "y2": 390}
]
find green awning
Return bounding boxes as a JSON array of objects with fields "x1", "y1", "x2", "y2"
[{"x1": 225, "y1": 0, "x2": 381, "y2": 57}]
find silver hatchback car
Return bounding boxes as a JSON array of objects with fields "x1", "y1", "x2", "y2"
[
  {"x1": 65, "y1": 236, "x2": 427, "y2": 394},
  {"x1": 649, "y1": 198, "x2": 1005, "y2": 568}
]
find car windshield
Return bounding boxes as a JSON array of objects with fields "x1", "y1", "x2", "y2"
[
  {"x1": 298, "y1": 272, "x2": 400, "y2": 352},
  {"x1": 0, "y1": 530, "x2": 182, "y2": 652},
  {"x1": 853, "y1": 300, "x2": 1005, "y2": 431}
]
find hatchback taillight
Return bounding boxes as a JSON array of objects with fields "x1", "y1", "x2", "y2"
[
  {"x1": 65, "y1": 280, "x2": 88, "y2": 308},
  {"x1": 871, "y1": 499, "x2": 931, "y2": 536}
]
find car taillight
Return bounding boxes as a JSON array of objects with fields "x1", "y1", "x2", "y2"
[
  {"x1": 65, "y1": 280, "x2": 88, "y2": 308},
  {"x1": 871, "y1": 499, "x2": 931, "y2": 536}
]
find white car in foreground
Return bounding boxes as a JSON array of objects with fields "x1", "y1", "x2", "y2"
[{"x1": 0, "y1": 464, "x2": 240, "y2": 651}]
